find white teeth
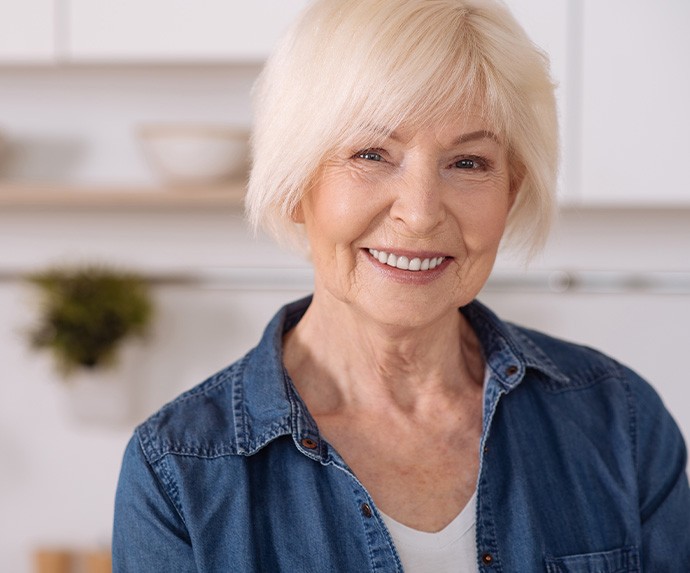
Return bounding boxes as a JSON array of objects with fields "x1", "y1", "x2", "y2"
[{"x1": 368, "y1": 248, "x2": 445, "y2": 272}]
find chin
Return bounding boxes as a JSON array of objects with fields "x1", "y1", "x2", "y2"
[{"x1": 351, "y1": 290, "x2": 468, "y2": 331}]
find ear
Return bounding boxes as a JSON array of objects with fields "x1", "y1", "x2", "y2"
[
  {"x1": 291, "y1": 173, "x2": 319, "y2": 224},
  {"x1": 508, "y1": 160, "x2": 526, "y2": 211},
  {"x1": 291, "y1": 201, "x2": 305, "y2": 224}
]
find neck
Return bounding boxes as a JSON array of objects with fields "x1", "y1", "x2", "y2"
[{"x1": 283, "y1": 292, "x2": 484, "y2": 417}]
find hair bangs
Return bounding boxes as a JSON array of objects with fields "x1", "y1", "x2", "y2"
[{"x1": 325, "y1": 6, "x2": 511, "y2": 156}]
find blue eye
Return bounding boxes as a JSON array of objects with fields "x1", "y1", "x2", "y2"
[{"x1": 356, "y1": 150, "x2": 384, "y2": 162}]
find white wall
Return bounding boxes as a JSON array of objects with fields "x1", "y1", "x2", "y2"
[{"x1": 1, "y1": 67, "x2": 689, "y2": 572}]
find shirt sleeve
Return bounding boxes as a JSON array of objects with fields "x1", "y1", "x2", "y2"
[
  {"x1": 630, "y1": 370, "x2": 690, "y2": 570},
  {"x1": 112, "y1": 433, "x2": 197, "y2": 572}
]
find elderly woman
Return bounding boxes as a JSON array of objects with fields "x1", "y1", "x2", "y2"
[{"x1": 113, "y1": 0, "x2": 690, "y2": 571}]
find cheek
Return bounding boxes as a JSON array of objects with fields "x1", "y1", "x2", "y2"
[
  {"x1": 454, "y1": 194, "x2": 511, "y2": 252},
  {"x1": 306, "y1": 177, "x2": 382, "y2": 245}
]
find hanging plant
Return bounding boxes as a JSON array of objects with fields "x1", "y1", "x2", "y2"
[{"x1": 27, "y1": 265, "x2": 154, "y2": 377}]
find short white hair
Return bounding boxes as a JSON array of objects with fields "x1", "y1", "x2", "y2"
[{"x1": 247, "y1": 0, "x2": 558, "y2": 256}]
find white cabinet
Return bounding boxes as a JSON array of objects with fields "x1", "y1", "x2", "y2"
[
  {"x1": 580, "y1": 0, "x2": 690, "y2": 205},
  {"x1": 0, "y1": 0, "x2": 56, "y2": 63},
  {"x1": 66, "y1": 0, "x2": 310, "y2": 62}
]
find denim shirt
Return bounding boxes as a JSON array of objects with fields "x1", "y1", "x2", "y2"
[{"x1": 113, "y1": 297, "x2": 690, "y2": 572}]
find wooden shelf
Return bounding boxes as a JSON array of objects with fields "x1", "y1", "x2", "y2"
[{"x1": 0, "y1": 182, "x2": 246, "y2": 209}]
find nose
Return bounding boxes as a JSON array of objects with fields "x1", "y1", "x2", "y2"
[{"x1": 388, "y1": 168, "x2": 446, "y2": 236}]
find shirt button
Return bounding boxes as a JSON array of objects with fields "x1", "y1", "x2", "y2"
[
  {"x1": 301, "y1": 438, "x2": 318, "y2": 450},
  {"x1": 505, "y1": 365, "x2": 519, "y2": 376},
  {"x1": 361, "y1": 503, "x2": 373, "y2": 518},
  {"x1": 481, "y1": 553, "x2": 494, "y2": 566}
]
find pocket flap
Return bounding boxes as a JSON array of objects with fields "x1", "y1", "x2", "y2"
[{"x1": 544, "y1": 546, "x2": 639, "y2": 573}]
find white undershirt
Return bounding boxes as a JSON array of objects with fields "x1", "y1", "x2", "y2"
[{"x1": 380, "y1": 491, "x2": 479, "y2": 573}]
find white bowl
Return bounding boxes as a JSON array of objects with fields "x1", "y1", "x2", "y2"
[{"x1": 138, "y1": 125, "x2": 248, "y2": 186}]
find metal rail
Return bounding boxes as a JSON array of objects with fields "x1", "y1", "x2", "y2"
[{"x1": 2, "y1": 267, "x2": 690, "y2": 294}]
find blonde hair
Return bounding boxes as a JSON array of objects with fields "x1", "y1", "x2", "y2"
[{"x1": 247, "y1": 0, "x2": 558, "y2": 256}]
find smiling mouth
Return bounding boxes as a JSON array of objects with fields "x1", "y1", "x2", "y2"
[{"x1": 367, "y1": 248, "x2": 447, "y2": 271}]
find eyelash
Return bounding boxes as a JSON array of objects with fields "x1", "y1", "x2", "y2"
[
  {"x1": 354, "y1": 149, "x2": 385, "y2": 162},
  {"x1": 453, "y1": 156, "x2": 490, "y2": 170},
  {"x1": 354, "y1": 149, "x2": 490, "y2": 171}
]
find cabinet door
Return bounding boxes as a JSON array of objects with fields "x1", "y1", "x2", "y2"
[
  {"x1": 0, "y1": 0, "x2": 56, "y2": 63},
  {"x1": 580, "y1": 0, "x2": 690, "y2": 205},
  {"x1": 504, "y1": 0, "x2": 572, "y2": 201},
  {"x1": 67, "y1": 0, "x2": 310, "y2": 62}
]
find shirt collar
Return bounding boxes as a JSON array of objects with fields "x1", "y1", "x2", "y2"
[
  {"x1": 235, "y1": 296, "x2": 569, "y2": 456},
  {"x1": 461, "y1": 299, "x2": 570, "y2": 390}
]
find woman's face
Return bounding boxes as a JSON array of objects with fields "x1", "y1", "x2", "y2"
[{"x1": 297, "y1": 115, "x2": 516, "y2": 328}]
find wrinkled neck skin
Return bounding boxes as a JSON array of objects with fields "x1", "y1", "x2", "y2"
[{"x1": 282, "y1": 289, "x2": 485, "y2": 419}]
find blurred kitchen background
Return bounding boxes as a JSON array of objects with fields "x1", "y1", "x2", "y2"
[{"x1": 1, "y1": 1, "x2": 689, "y2": 571}]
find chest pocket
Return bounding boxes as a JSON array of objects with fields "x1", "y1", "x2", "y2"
[{"x1": 544, "y1": 546, "x2": 640, "y2": 573}]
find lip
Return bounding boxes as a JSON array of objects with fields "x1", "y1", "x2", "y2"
[{"x1": 362, "y1": 248, "x2": 453, "y2": 283}]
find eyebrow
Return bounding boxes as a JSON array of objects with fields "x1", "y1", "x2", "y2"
[
  {"x1": 451, "y1": 130, "x2": 500, "y2": 145},
  {"x1": 387, "y1": 129, "x2": 500, "y2": 145}
]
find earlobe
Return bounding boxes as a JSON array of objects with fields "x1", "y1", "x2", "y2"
[{"x1": 291, "y1": 202, "x2": 305, "y2": 224}]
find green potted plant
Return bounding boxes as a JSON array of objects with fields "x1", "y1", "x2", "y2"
[{"x1": 27, "y1": 265, "x2": 154, "y2": 378}]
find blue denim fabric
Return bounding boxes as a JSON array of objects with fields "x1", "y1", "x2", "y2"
[{"x1": 113, "y1": 296, "x2": 690, "y2": 572}]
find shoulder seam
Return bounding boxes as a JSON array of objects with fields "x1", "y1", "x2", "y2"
[{"x1": 135, "y1": 431, "x2": 189, "y2": 529}]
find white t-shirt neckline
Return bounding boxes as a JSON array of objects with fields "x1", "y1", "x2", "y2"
[
  {"x1": 379, "y1": 491, "x2": 478, "y2": 573},
  {"x1": 379, "y1": 489, "x2": 477, "y2": 548}
]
